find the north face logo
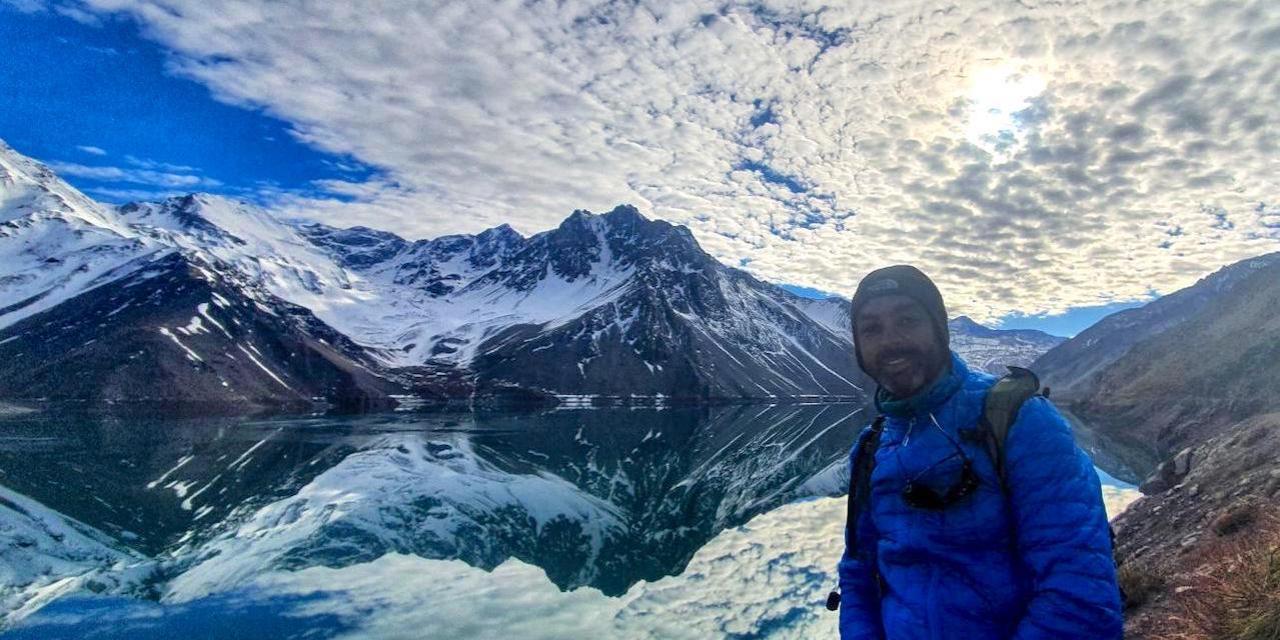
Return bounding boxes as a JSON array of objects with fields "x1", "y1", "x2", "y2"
[{"x1": 866, "y1": 278, "x2": 899, "y2": 293}]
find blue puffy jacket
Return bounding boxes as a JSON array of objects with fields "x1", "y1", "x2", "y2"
[{"x1": 838, "y1": 352, "x2": 1123, "y2": 639}]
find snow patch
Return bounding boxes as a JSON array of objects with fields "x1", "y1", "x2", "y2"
[
  {"x1": 176, "y1": 315, "x2": 207, "y2": 336},
  {"x1": 146, "y1": 455, "x2": 196, "y2": 491},
  {"x1": 158, "y1": 327, "x2": 203, "y2": 363},
  {"x1": 196, "y1": 303, "x2": 232, "y2": 338},
  {"x1": 236, "y1": 345, "x2": 292, "y2": 391}
]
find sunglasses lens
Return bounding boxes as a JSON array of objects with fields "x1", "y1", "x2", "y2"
[
  {"x1": 900, "y1": 425, "x2": 980, "y2": 511},
  {"x1": 903, "y1": 482, "x2": 946, "y2": 510},
  {"x1": 903, "y1": 463, "x2": 978, "y2": 510}
]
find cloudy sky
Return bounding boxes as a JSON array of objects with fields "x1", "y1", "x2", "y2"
[{"x1": 3, "y1": 0, "x2": 1278, "y2": 329}]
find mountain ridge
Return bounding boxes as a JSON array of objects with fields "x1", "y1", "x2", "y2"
[{"x1": 0, "y1": 140, "x2": 1066, "y2": 411}]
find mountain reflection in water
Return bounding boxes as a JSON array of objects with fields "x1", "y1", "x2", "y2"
[{"x1": 0, "y1": 405, "x2": 1137, "y2": 639}]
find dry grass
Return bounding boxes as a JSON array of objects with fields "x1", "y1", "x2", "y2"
[
  {"x1": 1119, "y1": 561, "x2": 1168, "y2": 611},
  {"x1": 1146, "y1": 506, "x2": 1280, "y2": 640},
  {"x1": 1213, "y1": 502, "x2": 1262, "y2": 537}
]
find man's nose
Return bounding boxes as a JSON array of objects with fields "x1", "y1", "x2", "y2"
[{"x1": 882, "y1": 326, "x2": 913, "y2": 347}]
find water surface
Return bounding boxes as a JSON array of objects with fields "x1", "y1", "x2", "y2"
[{"x1": 0, "y1": 405, "x2": 1137, "y2": 639}]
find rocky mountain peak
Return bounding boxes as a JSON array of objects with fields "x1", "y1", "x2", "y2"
[
  {"x1": 476, "y1": 223, "x2": 521, "y2": 244},
  {"x1": 469, "y1": 224, "x2": 525, "y2": 269},
  {"x1": 557, "y1": 204, "x2": 654, "y2": 238},
  {"x1": 601, "y1": 203, "x2": 644, "y2": 224},
  {"x1": 560, "y1": 208, "x2": 596, "y2": 230},
  {"x1": 120, "y1": 194, "x2": 226, "y2": 239},
  {"x1": 949, "y1": 316, "x2": 1062, "y2": 342}
]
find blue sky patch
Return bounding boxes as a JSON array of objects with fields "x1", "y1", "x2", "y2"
[
  {"x1": 749, "y1": 100, "x2": 777, "y2": 128},
  {"x1": 780, "y1": 283, "x2": 836, "y2": 299},
  {"x1": 735, "y1": 160, "x2": 807, "y2": 194},
  {"x1": 994, "y1": 299, "x2": 1151, "y2": 337},
  {"x1": 0, "y1": 6, "x2": 373, "y2": 204}
]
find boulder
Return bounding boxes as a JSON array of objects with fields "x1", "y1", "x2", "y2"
[
  {"x1": 1172, "y1": 447, "x2": 1193, "y2": 477},
  {"x1": 1139, "y1": 447, "x2": 1196, "y2": 495}
]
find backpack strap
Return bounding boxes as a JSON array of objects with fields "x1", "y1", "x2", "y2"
[
  {"x1": 979, "y1": 365, "x2": 1041, "y2": 484},
  {"x1": 845, "y1": 415, "x2": 886, "y2": 551},
  {"x1": 975, "y1": 369, "x2": 1130, "y2": 601},
  {"x1": 830, "y1": 414, "x2": 886, "y2": 611}
]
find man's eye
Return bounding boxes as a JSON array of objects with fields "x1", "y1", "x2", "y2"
[{"x1": 861, "y1": 325, "x2": 882, "y2": 337}]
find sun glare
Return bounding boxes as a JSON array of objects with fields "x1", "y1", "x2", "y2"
[{"x1": 964, "y1": 64, "x2": 1047, "y2": 153}]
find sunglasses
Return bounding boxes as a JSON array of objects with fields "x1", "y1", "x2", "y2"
[{"x1": 898, "y1": 416, "x2": 981, "y2": 510}]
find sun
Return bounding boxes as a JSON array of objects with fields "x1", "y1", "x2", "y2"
[{"x1": 964, "y1": 64, "x2": 1047, "y2": 153}]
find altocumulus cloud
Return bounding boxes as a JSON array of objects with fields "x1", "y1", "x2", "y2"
[{"x1": 66, "y1": 0, "x2": 1280, "y2": 321}]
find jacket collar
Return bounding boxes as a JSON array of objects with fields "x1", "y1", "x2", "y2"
[{"x1": 874, "y1": 351, "x2": 967, "y2": 420}]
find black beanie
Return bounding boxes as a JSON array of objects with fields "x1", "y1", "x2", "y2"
[{"x1": 850, "y1": 265, "x2": 949, "y2": 371}]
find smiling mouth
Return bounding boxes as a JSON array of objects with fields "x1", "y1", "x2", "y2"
[{"x1": 883, "y1": 356, "x2": 914, "y2": 372}]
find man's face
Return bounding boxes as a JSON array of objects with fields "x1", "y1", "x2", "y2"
[{"x1": 854, "y1": 294, "x2": 948, "y2": 398}]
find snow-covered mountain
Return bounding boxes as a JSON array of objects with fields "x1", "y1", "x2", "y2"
[
  {"x1": 0, "y1": 140, "x2": 1067, "y2": 410},
  {"x1": 0, "y1": 143, "x2": 163, "y2": 330},
  {"x1": 298, "y1": 207, "x2": 874, "y2": 400},
  {"x1": 947, "y1": 316, "x2": 1065, "y2": 375},
  {"x1": 0, "y1": 148, "x2": 403, "y2": 414},
  {"x1": 0, "y1": 141, "x2": 879, "y2": 409}
]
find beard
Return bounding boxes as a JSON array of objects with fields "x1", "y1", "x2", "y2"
[{"x1": 871, "y1": 342, "x2": 947, "y2": 398}]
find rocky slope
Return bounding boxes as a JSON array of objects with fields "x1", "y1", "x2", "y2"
[
  {"x1": 1031, "y1": 251, "x2": 1280, "y2": 636},
  {"x1": 1035, "y1": 252, "x2": 1279, "y2": 402},
  {"x1": 0, "y1": 251, "x2": 399, "y2": 414},
  {"x1": 1113, "y1": 412, "x2": 1280, "y2": 638},
  {"x1": 1036, "y1": 252, "x2": 1280, "y2": 482}
]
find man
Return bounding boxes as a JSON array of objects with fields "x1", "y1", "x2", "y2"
[{"x1": 837, "y1": 265, "x2": 1122, "y2": 639}]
